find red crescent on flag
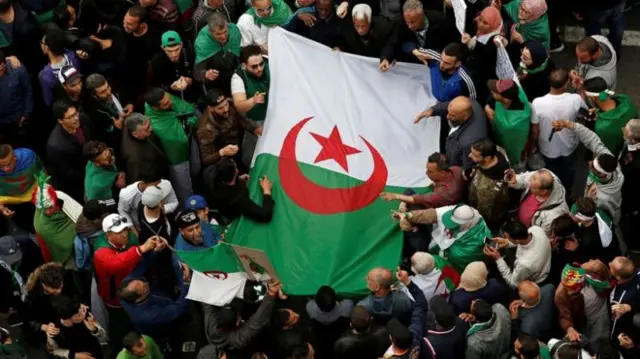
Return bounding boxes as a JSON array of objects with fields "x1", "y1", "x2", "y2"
[
  {"x1": 204, "y1": 271, "x2": 228, "y2": 280},
  {"x1": 278, "y1": 117, "x2": 388, "y2": 214}
]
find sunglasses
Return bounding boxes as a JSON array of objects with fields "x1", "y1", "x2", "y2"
[
  {"x1": 249, "y1": 61, "x2": 265, "y2": 70},
  {"x1": 107, "y1": 217, "x2": 128, "y2": 232}
]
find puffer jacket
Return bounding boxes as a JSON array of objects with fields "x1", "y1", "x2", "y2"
[
  {"x1": 465, "y1": 303, "x2": 512, "y2": 359},
  {"x1": 513, "y1": 171, "x2": 569, "y2": 235},
  {"x1": 573, "y1": 123, "x2": 624, "y2": 223}
]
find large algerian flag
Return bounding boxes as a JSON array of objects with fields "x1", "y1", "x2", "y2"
[
  {"x1": 176, "y1": 243, "x2": 249, "y2": 306},
  {"x1": 227, "y1": 28, "x2": 440, "y2": 296}
]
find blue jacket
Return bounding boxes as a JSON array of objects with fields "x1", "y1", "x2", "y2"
[
  {"x1": 0, "y1": 62, "x2": 33, "y2": 124},
  {"x1": 73, "y1": 231, "x2": 102, "y2": 270},
  {"x1": 174, "y1": 221, "x2": 220, "y2": 252},
  {"x1": 121, "y1": 283, "x2": 190, "y2": 341},
  {"x1": 419, "y1": 49, "x2": 477, "y2": 103}
]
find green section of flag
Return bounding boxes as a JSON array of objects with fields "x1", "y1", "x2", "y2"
[
  {"x1": 176, "y1": 243, "x2": 245, "y2": 274},
  {"x1": 227, "y1": 153, "x2": 431, "y2": 296}
]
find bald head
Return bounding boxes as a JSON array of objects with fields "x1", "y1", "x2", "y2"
[
  {"x1": 518, "y1": 281, "x2": 540, "y2": 306},
  {"x1": 530, "y1": 169, "x2": 554, "y2": 198},
  {"x1": 447, "y1": 96, "x2": 473, "y2": 125},
  {"x1": 366, "y1": 267, "x2": 393, "y2": 293},
  {"x1": 611, "y1": 257, "x2": 635, "y2": 281}
]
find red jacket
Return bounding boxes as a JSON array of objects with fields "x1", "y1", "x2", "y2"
[{"x1": 93, "y1": 242, "x2": 143, "y2": 307}]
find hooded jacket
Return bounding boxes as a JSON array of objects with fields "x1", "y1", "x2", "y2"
[
  {"x1": 573, "y1": 123, "x2": 624, "y2": 223},
  {"x1": 512, "y1": 170, "x2": 569, "y2": 235},
  {"x1": 73, "y1": 215, "x2": 103, "y2": 270},
  {"x1": 465, "y1": 303, "x2": 512, "y2": 359},
  {"x1": 575, "y1": 35, "x2": 617, "y2": 90}
]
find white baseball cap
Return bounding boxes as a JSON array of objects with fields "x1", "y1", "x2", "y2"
[{"x1": 102, "y1": 214, "x2": 132, "y2": 233}]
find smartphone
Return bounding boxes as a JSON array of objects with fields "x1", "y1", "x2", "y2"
[{"x1": 484, "y1": 237, "x2": 497, "y2": 249}]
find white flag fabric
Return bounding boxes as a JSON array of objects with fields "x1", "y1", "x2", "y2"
[
  {"x1": 187, "y1": 271, "x2": 248, "y2": 306},
  {"x1": 255, "y1": 28, "x2": 440, "y2": 189},
  {"x1": 495, "y1": 42, "x2": 520, "y2": 84},
  {"x1": 451, "y1": 0, "x2": 467, "y2": 35}
]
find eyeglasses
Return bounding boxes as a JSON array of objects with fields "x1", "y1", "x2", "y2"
[
  {"x1": 64, "y1": 111, "x2": 80, "y2": 120},
  {"x1": 107, "y1": 217, "x2": 128, "y2": 232},
  {"x1": 249, "y1": 61, "x2": 265, "y2": 70}
]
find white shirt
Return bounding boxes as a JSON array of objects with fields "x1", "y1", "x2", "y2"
[
  {"x1": 237, "y1": 13, "x2": 270, "y2": 47},
  {"x1": 496, "y1": 226, "x2": 552, "y2": 288},
  {"x1": 117, "y1": 180, "x2": 179, "y2": 229},
  {"x1": 230, "y1": 73, "x2": 246, "y2": 94},
  {"x1": 531, "y1": 93, "x2": 587, "y2": 158}
]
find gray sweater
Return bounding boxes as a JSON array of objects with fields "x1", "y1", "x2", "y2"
[
  {"x1": 466, "y1": 303, "x2": 512, "y2": 359},
  {"x1": 573, "y1": 123, "x2": 624, "y2": 223}
]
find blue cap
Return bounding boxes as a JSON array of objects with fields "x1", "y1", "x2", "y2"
[{"x1": 186, "y1": 195, "x2": 208, "y2": 210}]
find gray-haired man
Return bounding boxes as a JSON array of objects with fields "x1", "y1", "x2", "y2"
[{"x1": 120, "y1": 113, "x2": 168, "y2": 184}]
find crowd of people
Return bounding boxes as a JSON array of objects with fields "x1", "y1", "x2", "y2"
[{"x1": 0, "y1": 0, "x2": 638, "y2": 358}]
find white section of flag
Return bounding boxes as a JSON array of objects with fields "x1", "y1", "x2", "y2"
[
  {"x1": 187, "y1": 271, "x2": 248, "y2": 306},
  {"x1": 255, "y1": 28, "x2": 440, "y2": 189}
]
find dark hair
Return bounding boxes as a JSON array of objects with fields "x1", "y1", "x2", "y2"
[
  {"x1": 577, "y1": 36, "x2": 599, "y2": 55},
  {"x1": 216, "y1": 306, "x2": 239, "y2": 330},
  {"x1": 215, "y1": 158, "x2": 237, "y2": 183},
  {"x1": 52, "y1": 99, "x2": 75, "y2": 121},
  {"x1": 549, "y1": 68, "x2": 569, "y2": 89},
  {"x1": 350, "y1": 305, "x2": 371, "y2": 332},
  {"x1": 427, "y1": 152, "x2": 450, "y2": 171},
  {"x1": 503, "y1": 220, "x2": 528, "y2": 240},
  {"x1": 471, "y1": 138, "x2": 497, "y2": 157},
  {"x1": 553, "y1": 342, "x2": 581, "y2": 359},
  {"x1": 596, "y1": 153, "x2": 617, "y2": 173},
  {"x1": 276, "y1": 330, "x2": 308, "y2": 359},
  {"x1": 0, "y1": 144, "x2": 12, "y2": 159},
  {"x1": 272, "y1": 309, "x2": 292, "y2": 329},
  {"x1": 51, "y1": 295, "x2": 80, "y2": 320},
  {"x1": 40, "y1": 263, "x2": 64, "y2": 289},
  {"x1": 315, "y1": 285, "x2": 337, "y2": 312},
  {"x1": 138, "y1": 170, "x2": 163, "y2": 184},
  {"x1": 517, "y1": 333, "x2": 540, "y2": 359},
  {"x1": 596, "y1": 337, "x2": 619, "y2": 359},
  {"x1": 205, "y1": 88, "x2": 226, "y2": 107},
  {"x1": 44, "y1": 28, "x2": 68, "y2": 55},
  {"x1": 119, "y1": 278, "x2": 143, "y2": 304},
  {"x1": 575, "y1": 197, "x2": 596, "y2": 217},
  {"x1": 52, "y1": 6, "x2": 71, "y2": 29},
  {"x1": 472, "y1": 299, "x2": 493, "y2": 322},
  {"x1": 240, "y1": 45, "x2": 263, "y2": 64},
  {"x1": 83, "y1": 140, "x2": 108, "y2": 161},
  {"x1": 583, "y1": 77, "x2": 608, "y2": 95},
  {"x1": 144, "y1": 87, "x2": 165, "y2": 107},
  {"x1": 122, "y1": 331, "x2": 143, "y2": 351},
  {"x1": 127, "y1": 4, "x2": 149, "y2": 23},
  {"x1": 551, "y1": 214, "x2": 576, "y2": 238},
  {"x1": 77, "y1": 37, "x2": 99, "y2": 58},
  {"x1": 443, "y1": 42, "x2": 462, "y2": 60}
]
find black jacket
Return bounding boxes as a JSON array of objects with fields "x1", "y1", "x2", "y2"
[
  {"x1": 82, "y1": 94, "x2": 125, "y2": 157},
  {"x1": 203, "y1": 166, "x2": 274, "y2": 223},
  {"x1": 193, "y1": 48, "x2": 240, "y2": 96},
  {"x1": 333, "y1": 324, "x2": 390, "y2": 359},
  {"x1": 340, "y1": 16, "x2": 398, "y2": 62},
  {"x1": 286, "y1": 11, "x2": 343, "y2": 49},
  {"x1": 120, "y1": 130, "x2": 168, "y2": 184},
  {"x1": 0, "y1": 3, "x2": 44, "y2": 72},
  {"x1": 520, "y1": 59, "x2": 556, "y2": 103},
  {"x1": 46, "y1": 115, "x2": 94, "y2": 202},
  {"x1": 149, "y1": 41, "x2": 200, "y2": 102},
  {"x1": 397, "y1": 10, "x2": 455, "y2": 62},
  {"x1": 424, "y1": 318, "x2": 469, "y2": 359}
]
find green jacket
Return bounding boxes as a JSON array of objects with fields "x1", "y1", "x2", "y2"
[
  {"x1": 116, "y1": 335, "x2": 164, "y2": 359},
  {"x1": 144, "y1": 94, "x2": 197, "y2": 165}
]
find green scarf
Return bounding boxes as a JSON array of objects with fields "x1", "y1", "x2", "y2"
[
  {"x1": 431, "y1": 218, "x2": 491, "y2": 272},
  {"x1": 595, "y1": 94, "x2": 638, "y2": 156},
  {"x1": 0, "y1": 343, "x2": 26, "y2": 358},
  {"x1": 504, "y1": 0, "x2": 551, "y2": 50},
  {"x1": 84, "y1": 162, "x2": 118, "y2": 201},
  {"x1": 144, "y1": 93, "x2": 197, "y2": 165},
  {"x1": 236, "y1": 62, "x2": 270, "y2": 122},
  {"x1": 34, "y1": 208, "x2": 76, "y2": 263},
  {"x1": 467, "y1": 314, "x2": 495, "y2": 336},
  {"x1": 174, "y1": 0, "x2": 193, "y2": 13},
  {"x1": 520, "y1": 58, "x2": 548, "y2": 75},
  {"x1": 493, "y1": 87, "x2": 531, "y2": 165},
  {"x1": 246, "y1": 0, "x2": 293, "y2": 27},
  {"x1": 194, "y1": 23, "x2": 242, "y2": 63}
]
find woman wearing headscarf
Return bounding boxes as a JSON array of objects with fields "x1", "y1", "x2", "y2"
[
  {"x1": 449, "y1": 261, "x2": 508, "y2": 314},
  {"x1": 503, "y1": 0, "x2": 550, "y2": 51},
  {"x1": 518, "y1": 40, "x2": 555, "y2": 102},
  {"x1": 462, "y1": 6, "x2": 503, "y2": 103}
]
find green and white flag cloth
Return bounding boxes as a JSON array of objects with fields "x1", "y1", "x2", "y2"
[
  {"x1": 176, "y1": 243, "x2": 248, "y2": 306},
  {"x1": 226, "y1": 28, "x2": 440, "y2": 296}
]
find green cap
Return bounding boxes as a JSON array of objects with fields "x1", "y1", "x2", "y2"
[
  {"x1": 161, "y1": 30, "x2": 182, "y2": 47},
  {"x1": 441, "y1": 204, "x2": 474, "y2": 230}
]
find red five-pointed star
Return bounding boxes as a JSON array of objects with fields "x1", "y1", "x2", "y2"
[{"x1": 310, "y1": 126, "x2": 361, "y2": 172}]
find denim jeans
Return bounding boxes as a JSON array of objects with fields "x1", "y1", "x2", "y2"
[
  {"x1": 542, "y1": 152, "x2": 577, "y2": 197},
  {"x1": 584, "y1": 1, "x2": 626, "y2": 57}
]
